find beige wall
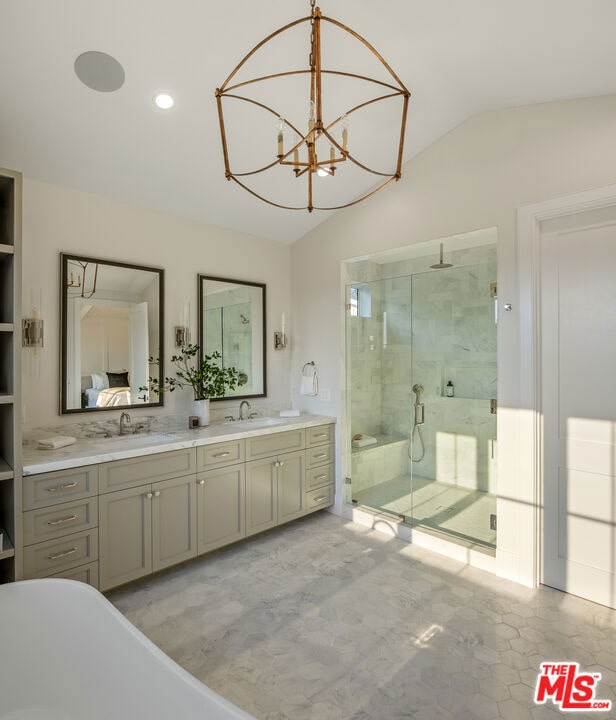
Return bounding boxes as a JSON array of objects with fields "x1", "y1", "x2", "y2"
[
  {"x1": 290, "y1": 94, "x2": 616, "y2": 585},
  {"x1": 21, "y1": 179, "x2": 292, "y2": 428}
]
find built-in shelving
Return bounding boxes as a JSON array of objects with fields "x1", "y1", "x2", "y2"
[
  {"x1": 0, "y1": 457, "x2": 13, "y2": 481},
  {"x1": 0, "y1": 167, "x2": 21, "y2": 583},
  {"x1": 0, "y1": 525, "x2": 14, "y2": 561}
]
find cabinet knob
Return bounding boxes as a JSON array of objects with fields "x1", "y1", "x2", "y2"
[
  {"x1": 279, "y1": 461, "x2": 285, "y2": 467},
  {"x1": 198, "y1": 479, "x2": 206, "y2": 486},
  {"x1": 153, "y1": 490, "x2": 161, "y2": 497},
  {"x1": 145, "y1": 492, "x2": 153, "y2": 499}
]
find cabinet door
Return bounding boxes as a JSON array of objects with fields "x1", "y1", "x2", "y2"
[
  {"x1": 245, "y1": 458, "x2": 278, "y2": 537},
  {"x1": 197, "y1": 466, "x2": 245, "y2": 554},
  {"x1": 151, "y1": 475, "x2": 197, "y2": 572},
  {"x1": 99, "y1": 485, "x2": 152, "y2": 591},
  {"x1": 277, "y1": 450, "x2": 305, "y2": 523}
]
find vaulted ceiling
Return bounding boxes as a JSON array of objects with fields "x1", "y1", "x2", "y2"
[{"x1": 1, "y1": 1, "x2": 616, "y2": 243}]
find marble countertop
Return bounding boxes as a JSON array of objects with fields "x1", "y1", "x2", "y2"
[{"x1": 23, "y1": 414, "x2": 336, "y2": 476}]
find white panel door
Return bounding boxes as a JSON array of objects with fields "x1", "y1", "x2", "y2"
[
  {"x1": 541, "y1": 222, "x2": 616, "y2": 607},
  {"x1": 129, "y1": 301, "x2": 149, "y2": 402}
]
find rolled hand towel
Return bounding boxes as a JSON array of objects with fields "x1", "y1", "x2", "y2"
[
  {"x1": 352, "y1": 435, "x2": 378, "y2": 448},
  {"x1": 38, "y1": 435, "x2": 77, "y2": 450}
]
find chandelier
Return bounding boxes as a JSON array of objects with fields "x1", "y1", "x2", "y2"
[
  {"x1": 215, "y1": 0, "x2": 410, "y2": 212},
  {"x1": 66, "y1": 260, "x2": 98, "y2": 299}
]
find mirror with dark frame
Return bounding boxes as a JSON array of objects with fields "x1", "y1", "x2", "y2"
[
  {"x1": 198, "y1": 275, "x2": 266, "y2": 400},
  {"x1": 61, "y1": 253, "x2": 164, "y2": 413}
]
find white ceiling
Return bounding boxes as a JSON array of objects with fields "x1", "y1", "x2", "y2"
[{"x1": 1, "y1": 0, "x2": 616, "y2": 244}]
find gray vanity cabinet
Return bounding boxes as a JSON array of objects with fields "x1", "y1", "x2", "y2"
[
  {"x1": 197, "y1": 465, "x2": 245, "y2": 554},
  {"x1": 98, "y1": 451, "x2": 197, "y2": 591},
  {"x1": 99, "y1": 474, "x2": 197, "y2": 591},
  {"x1": 24, "y1": 421, "x2": 335, "y2": 591},
  {"x1": 246, "y1": 447, "x2": 305, "y2": 536}
]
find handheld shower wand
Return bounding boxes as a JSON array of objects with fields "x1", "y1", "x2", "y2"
[{"x1": 410, "y1": 384, "x2": 425, "y2": 462}]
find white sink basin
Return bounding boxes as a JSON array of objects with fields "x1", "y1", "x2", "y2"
[
  {"x1": 228, "y1": 417, "x2": 287, "y2": 429},
  {"x1": 95, "y1": 432, "x2": 177, "y2": 451}
]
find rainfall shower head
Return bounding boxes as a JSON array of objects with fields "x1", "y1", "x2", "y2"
[{"x1": 430, "y1": 243, "x2": 454, "y2": 269}]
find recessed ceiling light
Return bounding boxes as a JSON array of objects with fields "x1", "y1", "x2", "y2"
[{"x1": 154, "y1": 93, "x2": 174, "y2": 110}]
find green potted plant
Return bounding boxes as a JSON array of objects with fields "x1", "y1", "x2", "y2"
[{"x1": 140, "y1": 343, "x2": 246, "y2": 426}]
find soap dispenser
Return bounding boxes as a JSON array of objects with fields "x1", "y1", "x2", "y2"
[{"x1": 445, "y1": 380, "x2": 454, "y2": 397}]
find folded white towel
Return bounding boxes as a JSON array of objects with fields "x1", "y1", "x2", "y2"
[
  {"x1": 300, "y1": 363, "x2": 318, "y2": 396},
  {"x1": 279, "y1": 409, "x2": 300, "y2": 417},
  {"x1": 352, "y1": 435, "x2": 378, "y2": 448},
  {"x1": 38, "y1": 435, "x2": 77, "y2": 450}
]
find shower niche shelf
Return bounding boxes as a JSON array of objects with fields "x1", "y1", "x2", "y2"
[{"x1": 439, "y1": 366, "x2": 496, "y2": 402}]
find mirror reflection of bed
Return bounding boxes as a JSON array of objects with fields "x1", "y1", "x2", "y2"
[
  {"x1": 79, "y1": 303, "x2": 147, "y2": 408},
  {"x1": 62, "y1": 255, "x2": 163, "y2": 413}
]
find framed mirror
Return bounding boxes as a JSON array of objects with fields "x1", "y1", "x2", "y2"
[
  {"x1": 198, "y1": 275, "x2": 266, "y2": 400},
  {"x1": 61, "y1": 253, "x2": 164, "y2": 413}
]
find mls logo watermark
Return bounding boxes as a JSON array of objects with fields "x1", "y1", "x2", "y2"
[{"x1": 534, "y1": 662, "x2": 612, "y2": 712}]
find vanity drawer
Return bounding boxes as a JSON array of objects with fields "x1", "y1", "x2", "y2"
[
  {"x1": 196, "y1": 439, "x2": 245, "y2": 471},
  {"x1": 245, "y1": 429, "x2": 305, "y2": 461},
  {"x1": 307, "y1": 424, "x2": 335, "y2": 447},
  {"x1": 306, "y1": 443, "x2": 335, "y2": 469},
  {"x1": 23, "y1": 497, "x2": 98, "y2": 546},
  {"x1": 23, "y1": 465, "x2": 99, "y2": 511},
  {"x1": 305, "y1": 463, "x2": 334, "y2": 491},
  {"x1": 305, "y1": 484, "x2": 335, "y2": 512},
  {"x1": 23, "y1": 529, "x2": 99, "y2": 579},
  {"x1": 99, "y1": 448, "x2": 195, "y2": 494},
  {"x1": 49, "y1": 561, "x2": 99, "y2": 589}
]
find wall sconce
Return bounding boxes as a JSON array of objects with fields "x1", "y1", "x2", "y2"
[
  {"x1": 274, "y1": 313, "x2": 287, "y2": 350},
  {"x1": 175, "y1": 326, "x2": 190, "y2": 348},
  {"x1": 23, "y1": 318, "x2": 44, "y2": 348},
  {"x1": 274, "y1": 331, "x2": 287, "y2": 350}
]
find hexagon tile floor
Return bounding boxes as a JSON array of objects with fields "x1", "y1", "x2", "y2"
[{"x1": 108, "y1": 512, "x2": 616, "y2": 720}]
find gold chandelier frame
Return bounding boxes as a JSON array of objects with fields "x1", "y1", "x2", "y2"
[{"x1": 215, "y1": 3, "x2": 410, "y2": 212}]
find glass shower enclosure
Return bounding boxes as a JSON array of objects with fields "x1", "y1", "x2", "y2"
[{"x1": 346, "y1": 237, "x2": 497, "y2": 549}]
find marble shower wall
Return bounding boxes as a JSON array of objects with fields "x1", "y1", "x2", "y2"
[{"x1": 348, "y1": 245, "x2": 497, "y2": 495}]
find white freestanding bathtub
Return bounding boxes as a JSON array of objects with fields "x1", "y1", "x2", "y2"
[{"x1": 0, "y1": 579, "x2": 256, "y2": 720}]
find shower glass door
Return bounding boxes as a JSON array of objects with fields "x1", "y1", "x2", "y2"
[
  {"x1": 346, "y1": 238, "x2": 497, "y2": 550},
  {"x1": 408, "y1": 261, "x2": 497, "y2": 548}
]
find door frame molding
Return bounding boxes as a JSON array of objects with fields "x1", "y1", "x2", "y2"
[{"x1": 517, "y1": 183, "x2": 616, "y2": 587}]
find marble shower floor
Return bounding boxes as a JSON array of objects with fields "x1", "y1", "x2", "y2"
[
  {"x1": 108, "y1": 512, "x2": 616, "y2": 720},
  {"x1": 353, "y1": 476, "x2": 497, "y2": 548}
]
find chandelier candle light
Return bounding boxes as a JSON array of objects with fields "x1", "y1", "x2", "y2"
[{"x1": 215, "y1": 0, "x2": 410, "y2": 212}]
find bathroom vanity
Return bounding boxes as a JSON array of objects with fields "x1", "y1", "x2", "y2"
[{"x1": 22, "y1": 416, "x2": 335, "y2": 590}]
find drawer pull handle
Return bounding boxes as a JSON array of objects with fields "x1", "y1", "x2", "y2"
[
  {"x1": 314, "y1": 433, "x2": 328, "y2": 438},
  {"x1": 313, "y1": 496, "x2": 328, "y2": 503},
  {"x1": 47, "y1": 514, "x2": 78, "y2": 526},
  {"x1": 47, "y1": 481, "x2": 78, "y2": 493},
  {"x1": 314, "y1": 453, "x2": 328, "y2": 459},
  {"x1": 47, "y1": 547, "x2": 78, "y2": 561},
  {"x1": 314, "y1": 474, "x2": 327, "y2": 481},
  {"x1": 212, "y1": 451, "x2": 231, "y2": 458}
]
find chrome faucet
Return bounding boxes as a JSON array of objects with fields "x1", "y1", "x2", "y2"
[
  {"x1": 239, "y1": 400, "x2": 251, "y2": 420},
  {"x1": 119, "y1": 411, "x2": 131, "y2": 435}
]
